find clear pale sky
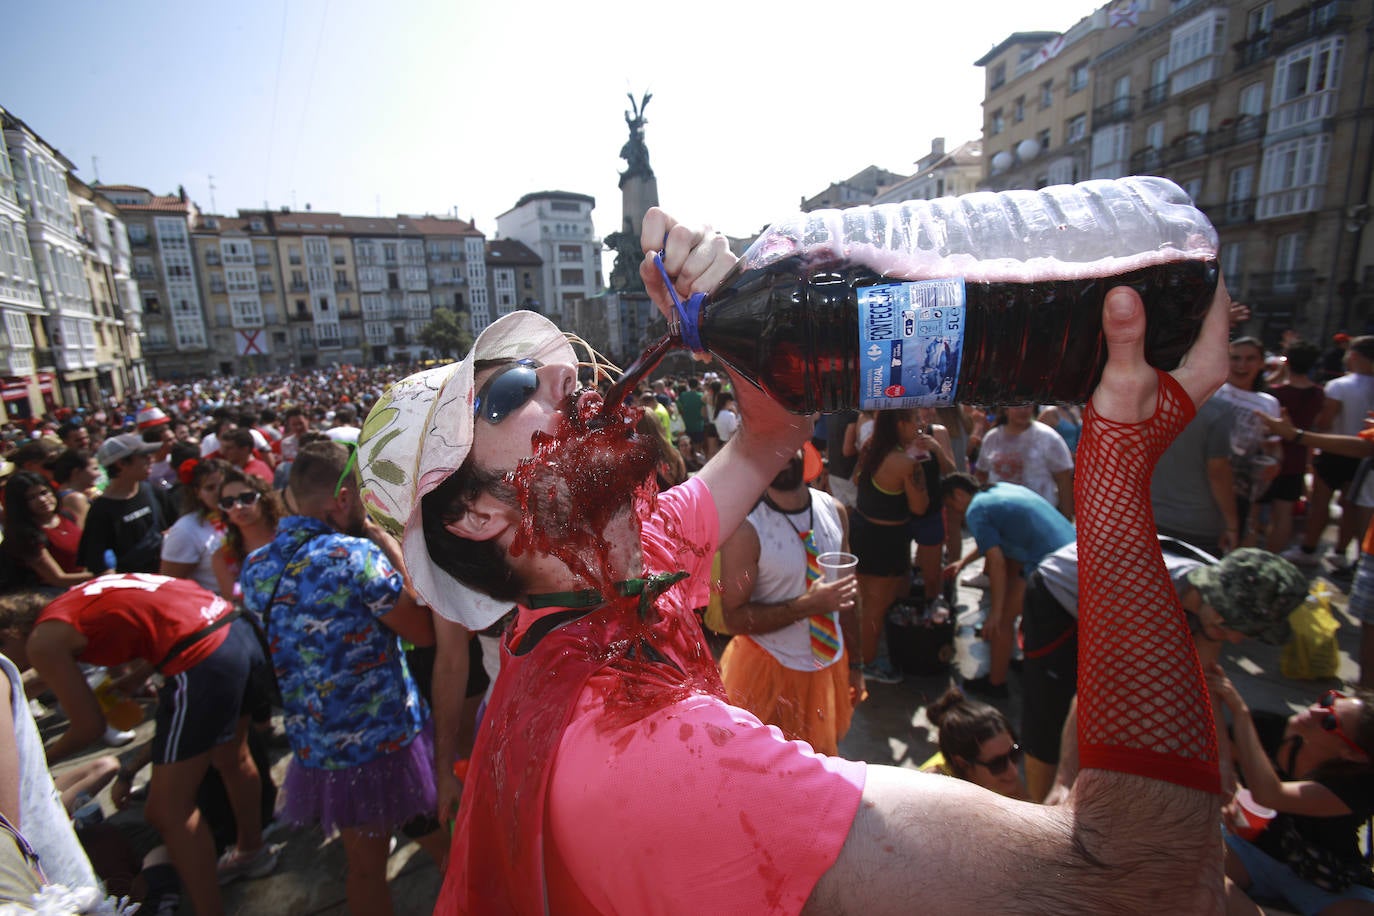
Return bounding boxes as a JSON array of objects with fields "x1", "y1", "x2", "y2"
[{"x1": 5, "y1": 0, "x2": 1091, "y2": 242}]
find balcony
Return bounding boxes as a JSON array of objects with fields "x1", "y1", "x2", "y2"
[
  {"x1": 341, "y1": 336, "x2": 362, "y2": 349},
  {"x1": 290, "y1": 281, "x2": 307, "y2": 292},
  {"x1": 255, "y1": 253, "x2": 271, "y2": 266},
  {"x1": 1248, "y1": 269, "x2": 1316, "y2": 300},
  {"x1": 0, "y1": 348, "x2": 35, "y2": 376},
  {"x1": 1234, "y1": 33, "x2": 1273, "y2": 70},
  {"x1": 1142, "y1": 81, "x2": 1169, "y2": 110},
  {"x1": 335, "y1": 281, "x2": 353, "y2": 292},
  {"x1": 1092, "y1": 96, "x2": 1134, "y2": 127},
  {"x1": 1171, "y1": 132, "x2": 1208, "y2": 163},
  {"x1": 259, "y1": 279, "x2": 274, "y2": 292},
  {"x1": 1203, "y1": 197, "x2": 1257, "y2": 227},
  {"x1": 1209, "y1": 115, "x2": 1265, "y2": 150},
  {"x1": 142, "y1": 339, "x2": 171, "y2": 353},
  {"x1": 205, "y1": 252, "x2": 222, "y2": 266},
  {"x1": 1269, "y1": 89, "x2": 1338, "y2": 135},
  {"x1": 1271, "y1": 0, "x2": 1352, "y2": 55},
  {"x1": 289, "y1": 310, "x2": 313, "y2": 322}
]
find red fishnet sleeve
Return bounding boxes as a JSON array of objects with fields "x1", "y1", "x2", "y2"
[{"x1": 1075, "y1": 370, "x2": 1220, "y2": 795}]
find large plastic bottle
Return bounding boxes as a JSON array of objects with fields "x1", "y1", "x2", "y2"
[{"x1": 672, "y1": 176, "x2": 1219, "y2": 413}]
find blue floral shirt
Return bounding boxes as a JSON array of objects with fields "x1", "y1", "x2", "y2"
[{"x1": 241, "y1": 516, "x2": 426, "y2": 769}]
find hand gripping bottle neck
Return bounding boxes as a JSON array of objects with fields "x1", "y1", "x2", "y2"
[{"x1": 652, "y1": 250, "x2": 707, "y2": 353}]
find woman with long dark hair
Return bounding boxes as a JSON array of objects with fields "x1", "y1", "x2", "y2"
[
  {"x1": 1210, "y1": 667, "x2": 1374, "y2": 913},
  {"x1": 850, "y1": 409, "x2": 926, "y2": 683},
  {"x1": 0, "y1": 472, "x2": 91, "y2": 590},
  {"x1": 212, "y1": 468, "x2": 285, "y2": 601}
]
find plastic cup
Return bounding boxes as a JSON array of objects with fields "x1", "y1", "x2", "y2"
[
  {"x1": 1233, "y1": 787, "x2": 1276, "y2": 841},
  {"x1": 817, "y1": 551, "x2": 858, "y2": 582}
]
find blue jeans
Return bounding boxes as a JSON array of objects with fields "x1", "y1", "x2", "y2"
[{"x1": 1226, "y1": 831, "x2": 1374, "y2": 915}]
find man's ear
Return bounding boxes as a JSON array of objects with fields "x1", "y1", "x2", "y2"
[{"x1": 442, "y1": 491, "x2": 510, "y2": 542}]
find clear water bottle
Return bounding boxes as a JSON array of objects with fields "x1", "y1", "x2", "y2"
[{"x1": 671, "y1": 176, "x2": 1219, "y2": 413}]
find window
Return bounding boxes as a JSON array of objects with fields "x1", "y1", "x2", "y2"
[
  {"x1": 231, "y1": 298, "x2": 263, "y2": 327},
  {"x1": 1247, "y1": 3, "x2": 1273, "y2": 38},
  {"x1": 558, "y1": 244, "x2": 581, "y2": 263},
  {"x1": 1069, "y1": 62, "x2": 1089, "y2": 94},
  {"x1": 1182, "y1": 178, "x2": 1203, "y2": 202},
  {"x1": 990, "y1": 62, "x2": 1006, "y2": 90},
  {"x1": 1239, "y1": 82, "x2": 1266, "y2": 117},
  {"x1": 549, "y1": 200, "x2": 581, "y2": 213},
  {"x1": 1187, "y1": 103, "x2": 1211, "y2": 134},
  {"x1": 1228, "y1": 165, "x2": 1255, "y2": 202},
  {"x1": 1146, "y1": 120, "x2": 1165, "y2": 149},
  {"x1": 1047, "y1": 156, "x2": 1079, "y2": 185},
  {"x1": 1258, "y1": 134, "x2": 1330, "y2": 218},
  {"x1": 1270, "y1": 37, "x2": 1344, "y2": 131},
  {"x1": 560, "y1": 268, "x2": 585, "y2": 286},
  {"x1": 1113, "y1": 75, "x2": 1130, "y2": 100},
  {"x1": 1273, "y1": 233, "x2": 1304, "y2": 290},
  {"x1": 1040, "y1": 79, "x2": 1053, "y2": 109},
  {"x1": 1013, "y1": 97, "x2": 1025, "y2": 123},
  {"x1": 1170, "y1": 9, "x2": 1227, "y2": 92},
  {"x1": 990, "y1": 109, "x2": 1005, "y2": 136},
  {"x1": 1090, "y1": 124, "x2": 1131, "y2": 177},
  {"x1": 333, "y1": 245, "x2": 346, "y2": 265},
  {"x1": 1066, "y1": 114, "x2": 1087, "y2": 142},
  {"x1": 288, "y1": 247, "x2": 301, "y2": 265}
]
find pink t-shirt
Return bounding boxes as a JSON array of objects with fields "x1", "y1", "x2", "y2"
[{"x1": 537, "y1": 477, "x2": 867, "y2": 913}]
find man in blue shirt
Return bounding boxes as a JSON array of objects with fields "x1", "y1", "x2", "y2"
[
  {"x1": 241, "y1": 440, "x2": 443, "y2": 914},
  {"x1": 942, "y1": 475, "x2": 1075, "y2": 697}
]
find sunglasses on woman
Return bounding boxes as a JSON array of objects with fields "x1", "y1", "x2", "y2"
[
  {"x1": 474, "y1": 359, "x2": 541, "y2": 426},
  {"x1": 972, "y1": 742, "x2": 1023, "y2": 776},
  {"x1": 1318, "y1": 690, "x2": 1367, "y2": 756},
  {"x1": 219, "y1": 491, "x2": 261, "y2": 511}
]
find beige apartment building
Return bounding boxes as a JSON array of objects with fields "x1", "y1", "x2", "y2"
[{"x1": 978, "y1": 0, "x2": 1374, "y2": 341}]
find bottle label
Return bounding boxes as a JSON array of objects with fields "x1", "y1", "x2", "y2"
[{"x1": 856, "y1": 278, "x2": 966, "y2": 409}]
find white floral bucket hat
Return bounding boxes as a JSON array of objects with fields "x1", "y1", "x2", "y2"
[{"x1": 359, "y1": 310, "x2": 576, "y2": 629}]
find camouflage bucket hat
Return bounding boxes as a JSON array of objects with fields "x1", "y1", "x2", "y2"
[{"x1": 1184, "y1": 548, "x2": 1307, "y2": 645}]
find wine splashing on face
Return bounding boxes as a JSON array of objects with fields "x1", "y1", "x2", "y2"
[{"x1": 508, "y1": 387, "x2": 661, "y2": 591}]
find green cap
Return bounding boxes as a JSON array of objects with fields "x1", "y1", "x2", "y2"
[{"x1": 1184, "y1": 548, "x2": 1307, "y2": 645}]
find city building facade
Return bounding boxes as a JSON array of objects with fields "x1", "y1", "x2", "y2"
[
  {"x1": 874, "y1": 138, "x2": 986, "y2": 204},
  {"x1": 495, "y1": 191, "x2": 602, "y2": 333},
  {"x1": 3, "y1": 110, "x2": 148, "y2": 416},
  {"x1": 978, "y1": 0, "x2": 1374, "y2": 341}
]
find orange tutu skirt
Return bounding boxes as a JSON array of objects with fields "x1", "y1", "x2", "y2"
[{"x1": 719, "y1": 635, "x2": 855, "y2": 756}]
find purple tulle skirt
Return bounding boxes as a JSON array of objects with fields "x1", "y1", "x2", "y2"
[{"x1": 277, "y1": 726, "x2": 436, "y2": 837}]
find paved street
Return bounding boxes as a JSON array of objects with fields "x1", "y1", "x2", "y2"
[{"x1": 45, "y1": 529, "x2": 1365, "y2": 914}]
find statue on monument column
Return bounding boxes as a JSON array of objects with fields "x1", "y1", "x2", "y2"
[
  {"x1": 619, "y1": 91, "x2": 654, "y2": 188},
  {"x1": 607, "y1": 92, "x2": 656, "y2": 292}
]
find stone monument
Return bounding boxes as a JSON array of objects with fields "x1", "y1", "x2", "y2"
[{"x1": 605, "y1": 92, "x2": 660, "y2": 295}]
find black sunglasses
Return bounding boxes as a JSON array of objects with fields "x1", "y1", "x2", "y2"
[
  {"x1": 1319, "y1": 690, "x2": 1366, "y2": 755},
  {"x1": 972, "y1": 742, "x2": 1023, "y2": 776},
  {"x1": 219, "y1": 490, "x2": 261, "y2": 510},
  {"x1": 474, "y1": 359, "x2": 541, "y2": 426}
]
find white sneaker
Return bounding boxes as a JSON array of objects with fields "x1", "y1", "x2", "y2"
[
  {"x1": 1280, "y1": 545, "x2": 1321, "y2": 568},
  {"x1": 961, "y1": 572, "x2": 991, "y2": 589},
  {"x1": 1326, "y1": 553, "x2": 1354, "y2": 573},
  {"x1": 102, "y1": 725, "x2": 136, "y2": 747}
]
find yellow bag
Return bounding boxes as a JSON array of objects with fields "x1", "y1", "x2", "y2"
[
  {"x1": 1280, "y1": 580, "x2": 1342, "y2": 680},
  {"x1": 702, "y1": 552, "x2": 730, "y2": 635}
]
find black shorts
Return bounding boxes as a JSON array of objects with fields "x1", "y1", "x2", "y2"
[
  {"x1": 1260, "y1": 472, "x2": 1304, "y2": 503},
  {"x1": 1314, "y1": 452, "x2": 1361, "y2": 491},
  {"x1": 152, "y1": 619, "x2": 266, "y2": 765},
  {"x1": 850, "y1": 514, "x2": 912, "y2": 576},
  {"x1": 686, "y1": 430, "x2": 705, "y2": 445},
  {"x1": 908, "y1": 511, "x2": 945, "y2": 547},
  {"x1": 1019, "y1": 570, "x2": 1079, "y2": 765}
]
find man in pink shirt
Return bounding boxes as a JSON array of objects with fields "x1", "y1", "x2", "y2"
[{"x1": 361, "y1": 210, "x2": 1236, "y2": 913}]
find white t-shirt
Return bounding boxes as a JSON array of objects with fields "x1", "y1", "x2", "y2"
[
  {"x1": 1323, "y1": 372, "x2": 1374, "y2": 437},
  {"x1": 715, "y1": 408, "x2": 740, "y2": 442},
  {"x1": 1212, "y1": 383, "x2": 1281, "y2": 457},
  {"x1": 160, "y1": 512, "x2": 224, "y2": 592},
  {"x1": 975, "y1": 420, "x2": 1074, "y2": 506}
]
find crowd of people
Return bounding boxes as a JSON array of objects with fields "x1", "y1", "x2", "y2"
[{"x1": 0, "y1": 216, "x2": 1370, "y2": 912}]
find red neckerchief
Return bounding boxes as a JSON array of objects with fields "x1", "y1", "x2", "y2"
[{"x1": 437, "y1": 575, "x2": 724, "y2": 915}]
